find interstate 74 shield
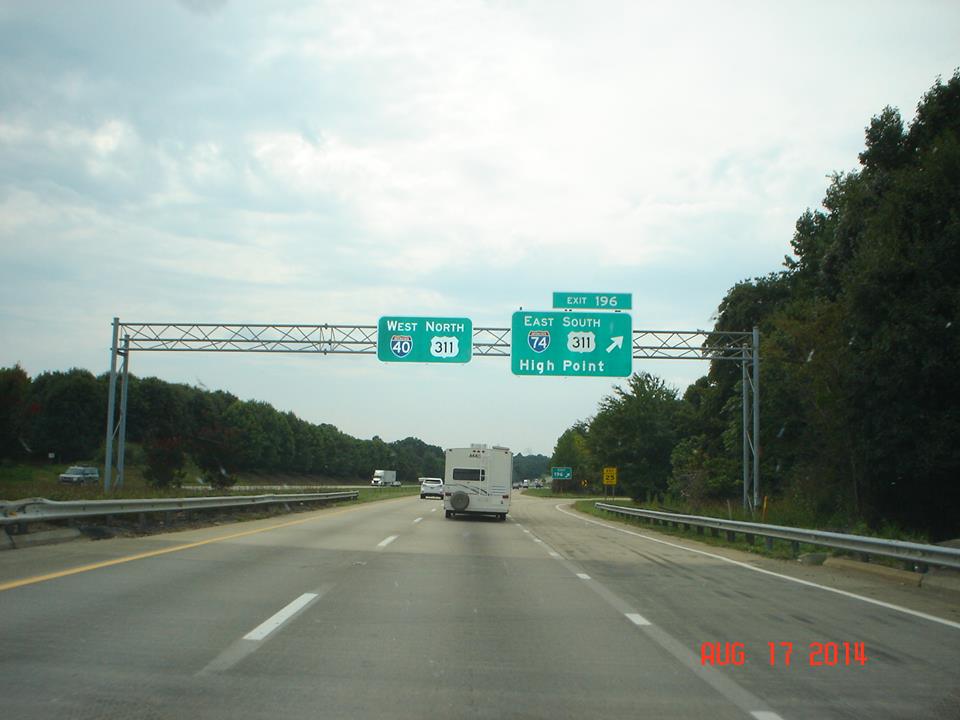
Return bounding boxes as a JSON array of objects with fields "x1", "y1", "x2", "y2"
[{"x1": 527, "y1": 330, "x2": 550, "y2": 353}]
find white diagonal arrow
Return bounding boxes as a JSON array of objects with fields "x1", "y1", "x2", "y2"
[{"x1": 606, "y1": 336, "x2": 624, "y2": 353}]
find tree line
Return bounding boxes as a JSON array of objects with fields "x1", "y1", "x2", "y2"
[
  {"x1": 551, "y1": 72, "x2": 960, "y2": 540},
  {"x1": 0, "y1": 366, "x2": 445, "y2": 487}
]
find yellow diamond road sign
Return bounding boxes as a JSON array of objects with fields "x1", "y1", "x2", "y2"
[{"x1": 603, "y1": 467, "x2": 617, "y2": 485}]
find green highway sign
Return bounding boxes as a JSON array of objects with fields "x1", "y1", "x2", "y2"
[
  {"x1": 377, "y1": 316, "x2": 473, "y2": 363},
  {"x1": 511, "y1": 311, "x2": 632, "y2": 377},
  {"x1": 552, "y1": 292, "x2": 632, "y2": 311},
  {"x1": 552, "y1": 467, "x2": 572, "y2": 480}
]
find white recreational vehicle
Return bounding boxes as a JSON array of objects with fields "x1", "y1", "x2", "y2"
[{"x1": 443, "y1": 444, "x2": 512, "y2": 520}]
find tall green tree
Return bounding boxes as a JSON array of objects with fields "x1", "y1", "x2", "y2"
[
  {"x1": 551, "y1": 423, "x2": 593, "y2": 492},
  {"x1": 0, "y1": 364, "x2": 31, "y2": 458},
  {"x1": 26, "y1": 369, "x2": 103, "y2": 462},
  {"x1": 587, "y1": 373, "x2": 681, "y2": 501}
]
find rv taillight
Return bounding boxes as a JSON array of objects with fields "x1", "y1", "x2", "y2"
[{"x1": 502, "y1": 494, "x2": 509, "y2": 499}]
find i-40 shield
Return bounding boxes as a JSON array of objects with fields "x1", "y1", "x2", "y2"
[{"x1": 390, "y1": 335, "x2": 413, "y2": 358}]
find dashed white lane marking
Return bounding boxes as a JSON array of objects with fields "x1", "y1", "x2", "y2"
[
  {"x1": 533, "y1": 538, "x2": 543, "y2": 543},
  {"x1": 751, "y1": 712, "x2": 786, "y2": 720},
  {"x1": 554, "y1": 503, "x2": 960, "y2": 631},
  {"x1": 430, "y1": 507, "x2": 438, "y2": 512},
  {"x1": 625, "y1": 613, "x2": 651, "y2": 627},
  {"x1": 413, "y1": 517, "x2": 423, "y2": 524},
  {"x1": 377, "y1": 535, "x2": 398, "y2": 548},
  {"x1": 199, "y1": 584, "x2": 333, "y2": 675},
  {"x1": 244, "y1": 593, "x2": 318, "y2": 641},
  {"x1": 522, "y1": 529, "x2": 531, "y2": 534},
  {"x1": 549, "y1": 551, "x2": 561, "y2": 558},
  {"x1": 576, "y1": 573, "x2": 591, "y2": 580}
]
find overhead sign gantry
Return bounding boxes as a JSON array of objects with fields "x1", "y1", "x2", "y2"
[{"x1": 102, "y1": 294, "x2": 760, "y2": 510}]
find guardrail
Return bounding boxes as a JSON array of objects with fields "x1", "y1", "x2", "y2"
[
  {"x1": 594, "y1": 502, "x2": 960, "y2": 571},
  {"x1": 0, "y1": 491, "x2": 359, "y2": 531}
]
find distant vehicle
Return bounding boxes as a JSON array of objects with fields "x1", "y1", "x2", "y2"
[
  {"x1": 512, "y1": 481, "x2": 521, "y2": 490},
  {"x1": 58, "y1": 466, "x2": 100, "y2": 485},
  {"x1": 419, "y1": 477, "x2": 443, "y2": 499},
  {"x1": 522, "y1": 479, "x2": 530, "y2": 488},
  {"x1": 533, "y1": 479, "x2": 544, "y2": 489},
  {"x1": 371, "y1": 469, "x2": 397, "y2": 487},
  {"x1": 443, "y1": 444, "x2": 511, "y2": 520}
]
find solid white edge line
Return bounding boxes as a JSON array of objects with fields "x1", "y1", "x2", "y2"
[
  {"x1": 576, "y1": 573, "x2": 591, "y2": 580},
  {"x1": 377, "y1": 534, "x2": 399, "y2": 548},
  {"x1": 626, "y1": 613, "x2": 651, "y2": 626},
  {"x1": 413, "y1": 517, "x2": 423, "y2": 524},
  {"x1": 243, "y1": 593, "x2": 318, "y2": 641},
  {"x1": 556, "y1": 503, "x2": 960, "y2": 631},
  {"x1": 751, "y1": 712, "x2": 786, "y2": 720}
]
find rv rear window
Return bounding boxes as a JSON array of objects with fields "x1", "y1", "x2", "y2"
[{"x1": 452, "y1": 468, "x2": 484, "y2": 481}]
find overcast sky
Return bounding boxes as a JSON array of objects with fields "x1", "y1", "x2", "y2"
[{"x1": 1, "y1": 1, "x2": 958, "y2": 456}]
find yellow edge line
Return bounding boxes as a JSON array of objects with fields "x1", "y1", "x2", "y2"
[{"x1": 0, "y1": 499, "x2": 380, "y2": 593}]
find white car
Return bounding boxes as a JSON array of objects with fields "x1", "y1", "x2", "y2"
[
  {"x1": 58, "y1": 466, "x2": 100, "y2": 485},
  {"x1": 419, "y1": 477, "x2": 443, "y2": 499}
]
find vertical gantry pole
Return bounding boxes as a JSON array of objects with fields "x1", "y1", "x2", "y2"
[
  {"x1": 116, "y1": 334, "x2": 131, "y2": 490},
  {"x1": 742, "y1": 345, "x2": 750, "y2": 510},
  {"x1": 752, "y1": 326, "x2": 761, "y2": 510},
  {"x1": 103, "y1": 317, "x2": 120, "y2": 493}
]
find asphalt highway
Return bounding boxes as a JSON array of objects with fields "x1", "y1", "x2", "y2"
[{"x1": 1, "y1": 494, "x2": 957, "y2": 719}]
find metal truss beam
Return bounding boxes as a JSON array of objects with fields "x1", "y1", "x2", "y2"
[
  {"x1": 117, "y1": 323, "x2": 751, "y2": 360},
  {"x1": 632, "y1": 329, "x2": 752, "y2": 361}
]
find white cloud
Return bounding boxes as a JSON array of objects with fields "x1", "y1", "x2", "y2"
[{"x1": 3, "y1": 0, "x2": 959, "y2": 451}]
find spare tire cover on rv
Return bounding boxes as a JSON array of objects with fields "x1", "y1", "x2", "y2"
[{"x1": 450, "y1": 491, "x2": 470, "y2": 511}]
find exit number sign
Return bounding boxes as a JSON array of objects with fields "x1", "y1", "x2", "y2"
[{"x1": 553, "y1": 292, "x2": 632, "y2": 310}]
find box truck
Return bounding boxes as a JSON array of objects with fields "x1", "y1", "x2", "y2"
[
  {"x1": 443, "y1": 444, "x2": 512, "y2": 520},
  {"x1": 371, "y1": 469, "x2": 398, "y2": 486}
]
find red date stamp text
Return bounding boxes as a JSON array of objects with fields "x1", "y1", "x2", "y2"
[{"x1": 700, "y1": 641, "x2": 868, "y2": 667}]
